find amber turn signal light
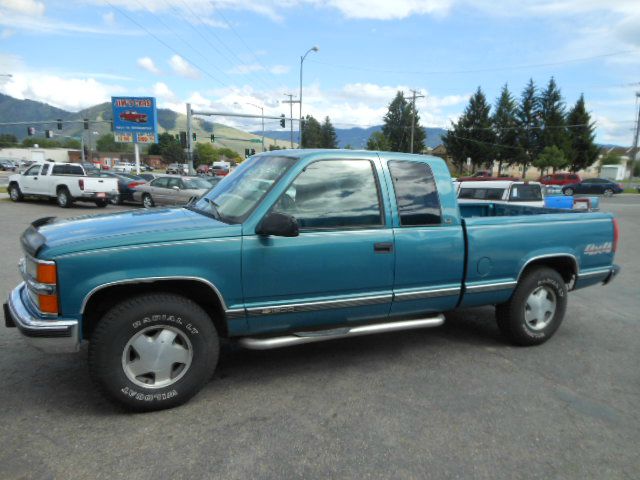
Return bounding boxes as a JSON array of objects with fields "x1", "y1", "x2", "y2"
[
  {"x1": 37, "y1": 263, "x2": 57, "y2": 284},
  {"x1": 38, "y1": 294, "x2": 59, "y2": 314}
]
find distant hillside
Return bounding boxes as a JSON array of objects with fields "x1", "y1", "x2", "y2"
[
  {"x1": 0, "y1": 94, "x2": 291, "y2": 154},
  {"x1": 259, "y1": 126, "x2": 447, "y2": 149}
]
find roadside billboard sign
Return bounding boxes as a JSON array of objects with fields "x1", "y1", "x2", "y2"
[{"x1": 111, "y1": 96, "x2": 157, "y2": 144}]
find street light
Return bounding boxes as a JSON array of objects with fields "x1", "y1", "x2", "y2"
[
  {"x1": 234, "y1": 101, "x2": 265, "y2": 152},
  {"x1": 299, "y1": 46, "x2": 318, "y2": 147}
]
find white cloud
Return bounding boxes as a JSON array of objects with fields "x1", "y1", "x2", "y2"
[
  {"x1": 227, "y1": 64, "x2": 264, "y2": 75},
  {"x1": 269, "y1": 65, "x2": 290, "y2": 74},
  {"x1": 102, "y1": 11, "x2": 115, "y2": 26},
  {"x1": 152, "y1": 82, "x2": 176, "y2": 101},
  {"x1": 0, "y1": 0, "x2": 45, "y2": 16},
  {"x1": 1, "y1": 28, "x2": 14, "y2": 38},
  {"x1": 0, "y1": 12, "x2": 141, "y2": 35},
  {"x1": 137, "y1": 57, "x2": 161, "y2": 75},
  {"x1": 321, "y1": 0, "x2": 452, "y2": 20},
  {"x1": 168, "y1": 55, "x2": 200, "y2": 79}
]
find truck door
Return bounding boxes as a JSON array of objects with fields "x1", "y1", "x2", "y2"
[
  {"x1": 242, "y1": 158, "x2": 395, "y2": 334},
  {"x1": 384, "y1": 159, "x2": 465, "y2": 316},
  {"x1": 30, "y1": 162, "x2": 51, "y2": 195},
  {"x1": 20, "y1": 164, "x2": 43, "y2": 194}
]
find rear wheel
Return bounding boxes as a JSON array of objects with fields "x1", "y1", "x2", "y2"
[
  {"x1": 496, "y1": 266, "x2": 567, "y2": 346},
  {"x1": 142, "y1": 193, "x2": 154, "y2": 208},
  {"x1": 56, "y1": 187, "x2": 73, "y2": 208},
  {"x1": 95, "y1": 199, "x2": 109, "y2": 208},
  {"x1": 563, "y1": 187, "x2": 574, "y2": 196},
  {"x1": 8, "y1": 183, "x2": 23, "y2": 202},
  {"x1": 603, "y1": 188, "x2": 613, "y2": 197},
  {"x1": 89, "y1": 293, "x2": 219, "y2": 411},
  {"x1": 110, "y1": 194, "x2": 123, "y2": 205}
]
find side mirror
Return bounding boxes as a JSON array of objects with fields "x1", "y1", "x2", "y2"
[
  {"x1": 172, "y1": 185, "x2": 180, "y2": 191},
  {"x1": 256, "y1": 212, "x2": 299, "y2": 237}
]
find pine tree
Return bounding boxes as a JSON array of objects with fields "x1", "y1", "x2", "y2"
[
  {"x1": 492, "y1": 84, "x2": 520, "y2": 174},
  {"x1": 566, "y1": 94, "x2": 599, "y2": 172},
  {"x1": 301, "y1": 115, "x2": 323, "y2": 148},
  {"x1": 320, "y1": 116, "x2": 338, "y2": 148},
  {"x1": 516, "y1": 79, "x2": 541, "y2": 176},
  {"x1": 381, "y1": 91, "x2": 425, "y2": 153},
  {"x1": 538, "y1": 77, "x2": 569, "y2": 156},
  {"x1": 366, "y1": 131, "x2": 390, "y2": 151},
  {"x1": 442, "y1": 87, "x2": 495, "y2": 172}
]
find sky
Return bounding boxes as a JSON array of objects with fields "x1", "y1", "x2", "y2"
[{"x1": 0, "y1": 0, "x2": 639, "y2": 145}]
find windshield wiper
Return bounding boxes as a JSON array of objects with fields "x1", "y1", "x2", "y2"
[{"x1": 200, "y1": 197, "x2": 223, "y2": 221}]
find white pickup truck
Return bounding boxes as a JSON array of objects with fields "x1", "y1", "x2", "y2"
[{"x1": 8, "y1": 161, "x2": 118, "y2": 208}]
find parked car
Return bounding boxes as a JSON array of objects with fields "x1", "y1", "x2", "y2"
[
  {"x1": 211, "y1": 165, "x2": 229, "y2": 177},
  {"x1": 202, "y1": 176, "x2": 222, "y2": 188},
  {"x1": 82, "y1": 162, "x2": 100, "y2": 174},
  {"x1": 96, "y1": 172, "x2": 147, "y2": 204},
  {"x1": 457, "y1": 170, "x2": 518, "y2": 182},
  {"x1": 112, "y1": 163, "x2": 135, "y2": 174},
  {"x1": 196, "y1": 165, "x2": 211, "y2": 175},
  {"x1": 141, "y1": 164, "x2": 154, "y2": 172},
  {"x1": 0, "y1": 159, "x2": 17, "y2": 171},
  {"x1": 539, "y1": 173, "x2": 581, "y2": 186},
  {"x1": 166, "y1": 163, "x2": 189, "y2": 175},
  {"x1": 562, "y1": 178, "x2": 624, "y2": 197},
  {"x1": 3, "y1": 150, "x2": 619, "y2": 411},
  {"x1": 8, "y1": 161, "x2": 118, "y2": 208},
  {"x1": 132, "y1": 175, "x2": 211, "y2": 208},
  {"x1": 456, "y1": 181, "x2": 544, "y2": 207}
]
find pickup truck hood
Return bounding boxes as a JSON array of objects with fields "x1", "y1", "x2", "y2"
[{"x1": 33, "y1": 207, "x2": 241, "y2": 258}]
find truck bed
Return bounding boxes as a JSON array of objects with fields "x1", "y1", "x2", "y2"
[{"x1": 459, "y1": 202, "x2": 577, "y2": 218}]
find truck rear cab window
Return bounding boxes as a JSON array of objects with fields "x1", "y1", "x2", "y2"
[
  {"x1": 509, "y1": 184, "x2": 542, "y2": 202},
  {"x1": 274, "y1": 159, "x2": 383, "y2": 229},
  {"x1": 389, "y1": 161, "x2": 442, "y2": 226},
  {"x1": 458, "y1": 188, "x2": 505, "y2": 200},
  {"x1": 52, "y1": 164, "x2": 84, "y2": 175}
]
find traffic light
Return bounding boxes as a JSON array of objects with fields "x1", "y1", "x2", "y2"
[
  {"x1": 57, "y1": 119, "x2": 63, "y2": 130},
  {"x1": 83, "y1": 119, "x2": 89, "y2": 130},
  {"x1": 179, "y1": 131, "x2": 187, "y2": 148},
  {"x1": 280, "y1": 114, "x2": 285, "y2": 128},
  {"x1": 45, "y1": 130, "x2": 52, "y2": 139},
  {"x1": 210, "y1": 134, "x2": 215, "y2": 143},
  {"x1": 27, "y1": 127, "x2": 35, "y2": 136},
  {"x1": 192, "y1": 132, "x2": 196, "y2": 142}
]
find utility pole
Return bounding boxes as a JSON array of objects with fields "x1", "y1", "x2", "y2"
[
  {"x1": 283, "y1": 94, "x2": 298, "y2": 148},
  {"x1": 409, "y1": 89, "x2": 425, "y2": 154},
  {"x1": 630, "y1": 92, "x2": 640, "y2": 185},
  {"x1": 186, "y1": 103, "x2": 194, "y2": 175}
]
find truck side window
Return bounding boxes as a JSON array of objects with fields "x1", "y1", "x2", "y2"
[
  {"x1": 24, "y1": 165, "x2": 41, "y2": 176},
  {"x1": 274, "y1": 159, "x2": 383, "y2": 229},
  {"x1": 389, "y1": 161, "x2": 442, "y2": 226}
]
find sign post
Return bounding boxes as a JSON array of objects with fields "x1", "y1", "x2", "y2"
[{"x1": 111, "y1": 97, "x2": 158, "y2": 175}]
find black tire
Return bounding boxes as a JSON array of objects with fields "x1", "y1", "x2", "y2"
[
  {"x1": 142, "y1": 193, "x2": 154, "y2": 208},
  {"x1": 563, "y1": 187, "x2": 573, "y2": 196},
  {"x1": 56, "y1": 187, "x2": 73, "y2": 208},
  {"x1": 603, "y1": 188, "x2": 613, "y2": 197},
  {"x1": 110, "y1": 194, "x2": 123, "y2": 205},
  {"x1": 89, "y1": 293, "x2": 219, "y2": 412},
  {"x1": 496, "y1": 266, "x2": 567, "y2": 346},
  {"x1": 95, "y1": 199, "x2": 109, "y2": 208},
  {"x1": 8, "y1": 183, "x2": 23, "y2": 202}
]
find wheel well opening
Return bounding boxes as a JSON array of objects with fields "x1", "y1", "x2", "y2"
[
  {"x1": 82, "y1": 280, "x2": 228, "y2": 340},
  {"x1": 521, "y1": 257, "x2": 576, "y2": 284}
]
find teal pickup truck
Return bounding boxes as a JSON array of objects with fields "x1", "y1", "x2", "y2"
[{"x1": 4, "y1": 150, "x2": 619, "y2": 411}]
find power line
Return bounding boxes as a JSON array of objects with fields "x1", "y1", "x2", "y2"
[
  {"x1": 308, "y1": 49, "x2": 640, "y2": 76},
  {"x1": 104, "y1": 0, "x2": 230, "y2": 88}
]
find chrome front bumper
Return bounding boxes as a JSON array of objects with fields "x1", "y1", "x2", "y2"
[{"x1": 4, "y1": 282, "x2": 79, "y2": 353}]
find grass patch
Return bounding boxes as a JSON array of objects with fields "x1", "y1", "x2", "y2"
[
  {"x1": 622, "y1": 188, "x2": 639, "y2": 194},
  {"x1": 0, "y1": 186, "x2": 7, "y2": 194}
]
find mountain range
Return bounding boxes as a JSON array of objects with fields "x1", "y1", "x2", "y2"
[{"x1": 257, "y1": 126, "x2": 448, "y2": 149}]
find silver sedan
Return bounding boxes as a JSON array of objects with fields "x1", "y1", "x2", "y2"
[{"x1": 133, "y1": 175, "x2": 212, "y2": 208}]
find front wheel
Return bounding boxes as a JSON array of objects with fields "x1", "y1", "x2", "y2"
[
  {"x1": 563, "y1": 187, "x2": 574, "y2": 196},
  {"x1": 603, "y1": 188, "x2": 613, "y2": 197},
  {"x1": 8, "y1": 184, "x2": 23, "y2": 202},
  {"x1": 142, "y1": 193, "x2": 154, "y2": 209},
  {"x1": 496, "y1": 266, "x2": 567, "y2": 346},
  {"x1": 89, "y1": 293, "x2": 219, "y2": 411}
]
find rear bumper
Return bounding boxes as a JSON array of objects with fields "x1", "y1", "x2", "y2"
[
  {"x1": 76, "y1": 191, "x2": 117, "y2": 201},
  {"x1": 602, "y1": 264, "x2": 620, "y2": 285},
  {"x1": 4, "y1": 283, "x2": 79, "y2": 353}
]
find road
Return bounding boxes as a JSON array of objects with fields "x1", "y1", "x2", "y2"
[{"x1": 0, "y1": 195, "x2": 638, "y2": 480}]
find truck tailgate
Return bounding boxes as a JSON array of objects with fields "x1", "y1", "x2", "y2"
[{"x1": 82, "y1": 177, "x2": 118, "y2": 193}]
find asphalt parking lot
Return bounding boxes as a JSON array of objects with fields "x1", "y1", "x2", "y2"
[{"x1": 0, "y1": 194, "x2": 639, "y2": 480}]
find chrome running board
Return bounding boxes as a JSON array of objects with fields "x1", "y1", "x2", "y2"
[{"x1": 237, "y1": 314, "x2": 445, "y2": 350}]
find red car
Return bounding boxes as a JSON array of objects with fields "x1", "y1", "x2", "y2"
[
  {"x1": 538, "y1": 173, "x2": 581, "y2": 186},
  {"x1": 119, "y1": 111, "x2": 148, "y2": 123}
]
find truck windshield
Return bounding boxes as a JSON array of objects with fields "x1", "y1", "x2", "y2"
[{"x1": 192, "y1": 155, "x2": 297, "y2": 223}]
